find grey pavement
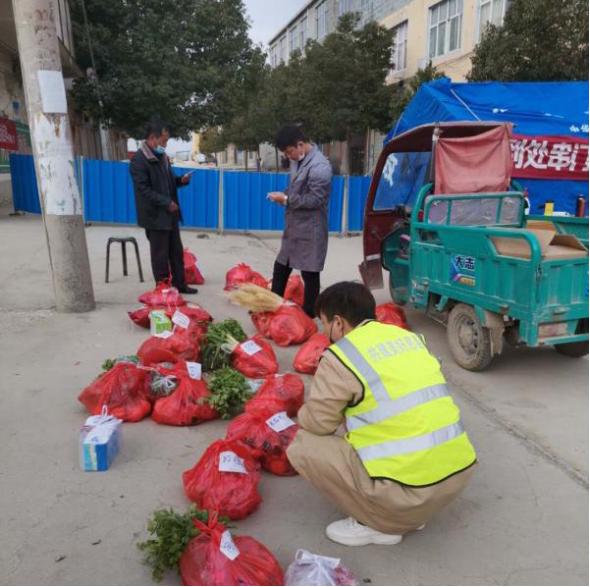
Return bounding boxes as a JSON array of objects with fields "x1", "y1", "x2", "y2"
[{"x1": 0, "y1": 207, "x2": 587, "y2": 586}]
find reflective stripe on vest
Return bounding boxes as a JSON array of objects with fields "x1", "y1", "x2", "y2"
[{"x1": 356, "y1": 420, "x2": 465, "y2": 462}]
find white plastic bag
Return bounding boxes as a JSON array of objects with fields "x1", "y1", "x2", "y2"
[{"x1": 285, "y1": 549, "x2": 358, "y2": 586}]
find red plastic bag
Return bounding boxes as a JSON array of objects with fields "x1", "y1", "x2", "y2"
[
  {"x1": 129, "y1": 304, "x2": 213, "y2": 330},
  {"x1": 284, "y1": 275, "x2": 304, "y2": 306},
  {"x1": 137, "y1": 328, "x2": 201, "y2": 365},
  {"x1": 179, "y1": 513, "x2": 284, "y2": 586},
  {"x1": 293, "y1": 333, "x2": 330, "y2": 375},
  {"x1": 78, "y1": 362, "x2": 151, "y2": 422},
  {"x1": 231, "y1": 335, "x2": 279, "y2": 379},
  {"x1": 182, "y1": 439, "x2": 261, "y2": 520},
  {"x1": 251, "y1": 311, "x2": 273, "y2": 337},
  {"x1": 138, "y1": 282, "x2": 186, "y2": 307},
  {"x1": 376, "y1": 303, "x2": 409, "y2": 330},
  {"x1": 269, "y1": 304, "x2": 317, "y2": 346},
  {"x1": 227, "y1": 407, "x2": 299, "y2": 476},
  {"x1": 152, "y1": 361, "x2": 218, "y2": 426},
  {"x1": 246, "y1": 374, "x2": 304, "y2": 417},
  {"x1": 184, "y1": 249, "x2": 205, "y2": 285},
  {"x1": 224, "y1": 263, "x2": 268, "y2": 291}
]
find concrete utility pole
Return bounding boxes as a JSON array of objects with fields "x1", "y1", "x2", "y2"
[{"x1": 12, "y1": 0, "x2": 95, "y2": 312}]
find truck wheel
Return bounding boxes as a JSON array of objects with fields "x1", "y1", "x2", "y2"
[
  {"x1": 554, "y1": 341, "x2": 589, "y2": 358},
  {"x1": 447, "y1": 304, "x2": 494, "y2": 371}
]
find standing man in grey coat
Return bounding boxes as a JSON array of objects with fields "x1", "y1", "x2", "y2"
[{"x1": 268, "y1": 126, "x2": 333, "y2": 317}]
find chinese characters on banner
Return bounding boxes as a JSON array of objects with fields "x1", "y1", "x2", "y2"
[
  {"x1": 0, "y1": 117, "x2": 18, "y2": 151},
  {"x1": 510, "y1": 134, "x2": 589, "y2": 180}
]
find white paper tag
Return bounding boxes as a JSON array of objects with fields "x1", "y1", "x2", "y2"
[
  {"x1": 246, "y1": 379, "x2": 264, "y2": 393},
  {"x1": 186, "y1": 361, "x2": 202, "y2": 380},
  {"x1": 218, "y1": 451, "x2": 247, "y2": 474},
  {"x1": 266, "y1": 411, "x2": 296, "y2": 433},
  {"x1": 172, "y1": 310, "x2": 190, "y2": 330},
  {"x1": 220, "y1": 530, "x2": 240, "y2": 561},
  {"x1": 154, "y1": 329, "x2": 173, "y2": 339},
  {"x1": 240, "y1": 340, "x2": 262, "y2": 356}
]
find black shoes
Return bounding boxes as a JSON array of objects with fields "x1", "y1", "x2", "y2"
[{"x1": 178, "y1": 286, "x2": 198, "y2": 295}]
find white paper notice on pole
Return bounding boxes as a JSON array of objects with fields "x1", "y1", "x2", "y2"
[
  {"x1": 172, "y1": 310, "x2": 190, "y2": 330},
  {"x1": 186, "y1": 361, "x2": 202, "y2": 380},
  {"x1": 218, "y1": 451, "x2": 247, "y2": 474},
  {"x1": 220, "y1": 530, "x2": 240, "y2": 560},
  {"x1": 266, "y1": 411, "x2": 296, "y2": 433},
  {"x1": 37, "y1": 70, "x2": 68, "y2": 114}
]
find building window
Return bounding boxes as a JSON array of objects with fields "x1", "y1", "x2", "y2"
[
  {"x1": 338, "y1": 0, "x2": 354, "y2": 17},
  {"x1": 289, "y1": 26, "x2": 299, "y2": 53},
  {"x1": 279, "y1": 35, "x2": 287, "y2": 63},
  {"x1": 270, "y1": 46, "x2": 278, "y2": 67},
  {"x1": 391, "y1": 20, "x2": 408, "y2": 72},
  {"x1": 429, "y1": 0, "x2": 463, "y2": 59},
  {"x1": 316, "y1": 0, "x2": 329, "y2": 39},
  {"x1": 478, "y1": 0, "x2": 509, "y2": 36},
  {"x1": 299, "y1": 16, "x2": 307, "y2": 50}
]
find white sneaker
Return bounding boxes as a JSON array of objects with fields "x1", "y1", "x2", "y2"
[{"x1": 325, "y1": 517, "x2": 403, "y2": 546}]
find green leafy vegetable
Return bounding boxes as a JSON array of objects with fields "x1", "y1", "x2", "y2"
[
  {"x1": 206, "y1": 366, "x2": 250, "y2": 419},
  {"x1": 102, "y1": 355, "x2": 139, "y2": 371},
  {"x1": 202, "y1": 319, "x2": 247, "y2": 371}
]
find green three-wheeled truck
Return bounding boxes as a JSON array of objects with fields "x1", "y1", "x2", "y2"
[{"x1": 360, "y1": 122, "x2": 589, "y2": 371}]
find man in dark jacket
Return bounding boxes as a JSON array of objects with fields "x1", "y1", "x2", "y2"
[
  {"x1": 268, "y1": 126, "x2": 332, "y2": 317},
  {"x1": 130, "y1": 120, "x2": 197, "y2": 294}
]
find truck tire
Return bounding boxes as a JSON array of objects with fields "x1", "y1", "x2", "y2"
[
  {"x1": 554, "y1": 341, "x2": 589, "y2": 358},
  {"x1": 447, "y1": 304, "x2": 494, "y2": 371}
]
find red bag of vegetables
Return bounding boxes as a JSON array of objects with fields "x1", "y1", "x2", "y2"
[
  {"x1": 78, "y1": 361, "x2": 151, "y2": 422},
  {"x1": 293, "y1": 333, "x2": 330, "y2": 374},
  {"x1": 284, "y1": 275, "x2": 304, "y2": 306},
  {"x1": 269, "y1": 303, "x2": 317, "y2": 346},
  {"x1": 182, "y1": 439, "x2": 261, "y2": 520},
  {"x1": 129, "y1": 303, "x2": 212, "y2": 330},
  {"x1": 137, "y1": 326, "x2": 202, "y2": 365},
  {"x1": 138, "y1": 282, "x2": 186, "y2": 307},
  {"x1": 230, "y1": 335, "x2": 279, "y2": 378},
  {"x1": 183, "y1": 249, "x2": 205, "y2": 285},
  {"x1": 151, "y1": 361, "x2": 218, "y2": 426},
  {"x1": 224, "y1": 263, "x2": 268, "y2": 291},
  {"x1": 376, "y1": 302, "x2": 409, "y2": 330},
  {"x1": 226, "y1": 407, "x2": 299, "y2": 476},
  {"x1": 246, "y1": 373, "x2": 304, "y2": 417},
  {"x1": 179, "y1": 513, "x2": 284, "y2": 586},
  {"x1": 251, "y1": 311, "x2": 273, "y2": 337}
]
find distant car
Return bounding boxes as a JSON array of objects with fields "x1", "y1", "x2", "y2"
[{"x1": 196, "y1": 153, "x2": 207, "y2": 164}]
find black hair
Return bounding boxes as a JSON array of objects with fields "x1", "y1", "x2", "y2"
[
  {"x1": 144, "y1": 118, "x2": 170, "y2": 140},
  {"x1": 315, "y1": 281, "x2": 376, "y2": 326},
  {"x1": 275, "y1": 125, "x2": 307, "y2": 151}
]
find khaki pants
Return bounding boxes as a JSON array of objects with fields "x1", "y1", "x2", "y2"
[{"x1": 287, "y1": 429, "x2": 475, "y2": 535}]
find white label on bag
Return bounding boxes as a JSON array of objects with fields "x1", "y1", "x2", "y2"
[
  {"x1": 218, "y1": 451, "x2": 247, "y2": 474},
  {"x1": 186, "y1": 361, "x2": 202, "y2": 380},
  {"x1": 266, "y1": 411, "x2": 296, "y2": 433},
  {"x1": 220, "y1": 530, "x2": 240, "y2": 560},
  {"x1": 172, "y1": 310, "x2": 190, "y2": 330},
  {"x1": 240, "y1": 340, "x2": 262, "y2": 356},
  {"x1": 154, "y1": 329, "x2": 173, "y2": 339},
  {"x1": 246, "y1": 379, "x2": 264, "y2": 393}
]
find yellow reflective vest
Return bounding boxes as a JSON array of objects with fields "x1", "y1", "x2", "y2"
[{"x1": 329, "y1": 321, "x2": 477, "y2": 486}]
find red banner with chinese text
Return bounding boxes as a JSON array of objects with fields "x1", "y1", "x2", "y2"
[
  {"x1": 510, "y1": 134, "x2": 588, "y2": 181},
  {"x1": 0, "y1": 117, "x2": 18, "y2": 151}
]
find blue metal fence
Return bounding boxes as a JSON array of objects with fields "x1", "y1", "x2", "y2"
[{"x1": 8, "y1": 154, "x2": 370, "y2": 232}]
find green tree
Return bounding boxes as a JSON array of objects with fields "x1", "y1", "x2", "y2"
[
  {"x1": 200, "y1": 127, "x2": 226, "y2": 156},
  {"x1": 390, "y1": 61, "x2": 444, "y2": 124},
  {"x1": 469, "y1": 0, "x2": 589, "y2": 81},
  {"x1": 298, "y1": 14, "x2": 395, "y2": 172},
  {"x1": 69, "y1": 0, "x2": 261, "y2": 137}
]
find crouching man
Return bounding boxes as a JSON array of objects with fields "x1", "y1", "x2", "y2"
[{"x1": 287, "y1": 281, "x2": 477, "y2": 546}]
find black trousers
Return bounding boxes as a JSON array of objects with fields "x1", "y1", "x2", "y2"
[
  {"x1": 271, "y1": 260, "x2": 320, "y2": 318},
  {"x1": 145, "y1": 225, "x2": 185, "y2": 289}
]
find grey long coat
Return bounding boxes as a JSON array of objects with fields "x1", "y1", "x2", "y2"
[{"x1": 276, "y1": 145, "x2": 333, "y2": 272}]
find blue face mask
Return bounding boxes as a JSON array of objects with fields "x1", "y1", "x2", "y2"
[{"x1": 154, "y1": 145, "x2": 166, "y2": 155}]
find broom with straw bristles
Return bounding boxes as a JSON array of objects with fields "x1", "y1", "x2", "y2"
[{"x1": 227, "y1": 283, "x2": 284, "y2": 313}]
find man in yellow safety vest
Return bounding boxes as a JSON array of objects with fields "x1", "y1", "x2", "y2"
[{"x1": 287, "y1": 281, "x2": 477, "y2": 546}]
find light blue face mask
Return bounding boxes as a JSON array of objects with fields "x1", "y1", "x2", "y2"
[{"x1": 154, "y1": 145, "x2": 166, "y2": 155}]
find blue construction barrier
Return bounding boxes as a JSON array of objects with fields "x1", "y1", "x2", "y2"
[
  {"x1": 8, "y1": 154, "x2": 370, "y2": 233},
  {"x1": 9, "y1": 153, "x2": 41, "y2": 214}
]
